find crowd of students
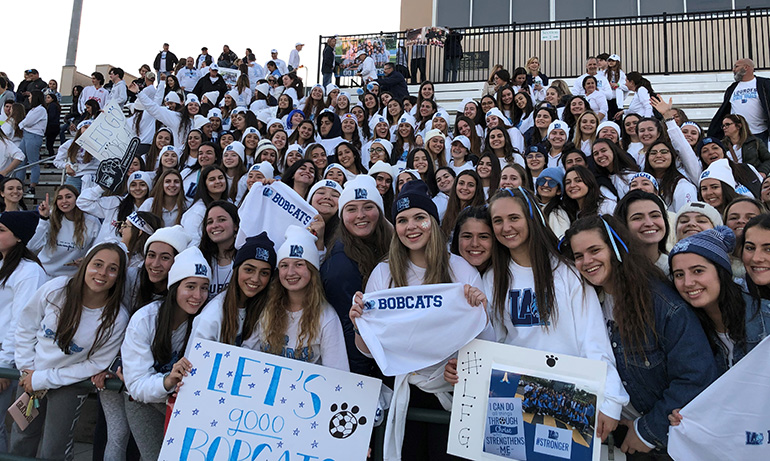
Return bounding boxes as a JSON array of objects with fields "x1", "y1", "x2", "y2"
[{"x1": 0, "y1": 49, "x2": 767, "y2": 461}]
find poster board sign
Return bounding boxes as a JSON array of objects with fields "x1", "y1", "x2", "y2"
[
  {"x1": 218, "y1": 68, "x2": 240, "y2": 88},
  {"x1": 406, "y1": 27, "x2": 449, "y2": 47},
  {"x1": 336, "y1": 35, "x2": 397, "y2": 77},
  {"x1": 540, "y1": 30, "x2": 561, "y2": 42},
  {"x1": 75, "y1": 101, "x2": 133, "y2": 162},
  {"x1": 448, "y1": 340, "x2": 606, "y2": 461},
  {"x1": 159, "y1": 339, "x2": 381, "y2": 461}
]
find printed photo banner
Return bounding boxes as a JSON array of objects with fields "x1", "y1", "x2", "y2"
[
  {"x1": 668, "y1": 336, "x2": 770, "y2": 461},
  {"x1": 218, "y1": 68, "x2": 240, "y2": 88},
  {"x1": 405, "y1": 27, "x2": 449, "y2": 47},
  {"x1": 159, "y1": 339, "x2": 381, "y2": 461},
  {"x1": 75, "y1": 101, "x2": 134, "y2": 162},
  {"x1": 235, "y1": 181, "x2": 319, "y2": 249},
  {"x1": 358, "y1": 282, "x2": 488, "y2": 376},
  {"x1": 336, "y1": 36, "x2": 397, "y2": 77},
  {"x1": 447, "y1": 340, "x2": 607, "y2": 461}
]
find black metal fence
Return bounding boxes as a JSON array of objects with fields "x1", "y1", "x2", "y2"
[{"x1": 319, "y1": 7, "x2": 770, "y2": 88}]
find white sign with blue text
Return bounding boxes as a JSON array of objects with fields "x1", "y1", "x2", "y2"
[
  {"x1": 75, "y1": 101, "x2": 134, "y2": 162},
  {"x1": 447, "y1": 340, "x2": 606, "y2": 461},
  {"x1": 158, "y1": 339, "x2": 380, "y2": 461}
]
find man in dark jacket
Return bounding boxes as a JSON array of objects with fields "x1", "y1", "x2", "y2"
[
  {"x1": 16, "y1": 69, "x2": 47, "y2": 110},
  {"x1": 192, "y1": 64, "x2": 228, "y2": 105},
  {"x1": 443, "y1": 28, "x2": 463, "y2": 82},
  {"x1": 708, "y1": 58, "x2": 770, "y2": 144},
  {"x1": 217, "y1": 45, "x2": 238, "y2": 69},
  {"x1": 376, "y1": 63, "x2": 408, "y2": 103},
  {"x1": 321, "y1": 36, "x2": 337, "y2": 87},
  {"x1": 153, "y1": 43, "x2": 178, "y2": 76}
]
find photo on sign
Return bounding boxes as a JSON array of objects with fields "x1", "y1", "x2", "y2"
[
  {"x1": 483, "y1": 367, "x2": 598, "y2": 460},
  {"x1": 336, "y1": 36, "x2": 397, "y2": 77}
]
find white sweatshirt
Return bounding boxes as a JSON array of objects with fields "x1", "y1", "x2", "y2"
[
  {"x1": 53, "y1": 140, "x2": 100, "y2": 178},
  {"x1": 77, "y1": 185, "x2": 137, "y2": 244},
  {"x1": 126, "y1": 111, "x2": 157, "y2": 144},
  {"x1": 137, "y1": 87, "x2": 187, "y2": 150},
  {"x1": 180, "y1": 200, "x2": 206, "y2": 247},
  {"x1": 138, "y1": 197, "x2": 182, "y2": 227},
  {"x1": 28, "y1": 215, "x2": 100, "y2": 279},
  {"x1": 14, "y1": 276, "x2": 129, "y2": 390},
  {"x1": 19, "y1": 105, "x2": 47, "y2": 136},
  {"x1": 482, "y1": 260, "x2": 629, "y2": 419},
  {"x1": 0, "y1": 259, "x2": 47, "y2": 369},
  {"x1": 0, "y1": 137, "x2": 24, "y2": 173},
  {"x1": 122, "y1": 300, "x2": 190, "y2": 403}
]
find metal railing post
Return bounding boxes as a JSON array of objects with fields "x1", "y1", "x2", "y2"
[
  {"x1": 317, "y1": 35, "x2": 323, "y2": 85},
  {"x1": 585, "y1": 17, "x2": 590, "y2": 57},
  {"x1": 663, "y1": 12, "x2": 669, "y2": 75},
  {"x1": 747, "y1": 7, "x2": 754, "y2": 61}
]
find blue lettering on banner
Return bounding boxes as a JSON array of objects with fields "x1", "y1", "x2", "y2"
[
  {"x1": 267, "y1": 191, "x2": 313, "y2": 226},
  {"x1": 376, "y1": 295, "x2": 443, "y2": 309},
  {"x1": 508, "y1": 288, "x2": 547, "y2": 327}
]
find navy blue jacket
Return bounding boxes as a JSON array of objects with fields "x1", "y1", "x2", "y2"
[
  {"x1": 320, "y1": 240, "x2": 376, "y2": 375},
  {"x1": 376, "y1": 71, "x2": 409, "y2": 103},
  {"x1": 716, "y1": 292, "x2": 770, "y2": 373},
  {"x1": 607, "y1": 280, "x2": 718, "y2": 449}
]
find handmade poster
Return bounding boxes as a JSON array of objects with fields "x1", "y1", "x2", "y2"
[
  {"x1": 448, "y1": 340, "x2": 606, "y2": 461},
  {"x1": 75, "y1": 101, "x2": 133, "y2": 162},
  {"x1": 219, "y1": 68, "x2": 240, "y2": 88},
  {"x1": 158, "y1": 339, "x2": 381, "y2": 461},
  {"x1": 668, "y1": 336, "x2": 770, "y2": 461},
  {"x1": 336, "y1": 35, "x2": 397, "y2": 77}
]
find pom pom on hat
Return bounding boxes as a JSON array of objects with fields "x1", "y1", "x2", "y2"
[
  {"x1": 276, "y1": 225, "x2": 320, "y2": 269},
  {"x1": 144, "y1": 224, "x2": 191, "y2": 255},
  {"x1": 669, "y1": 225, "x2": 736, "y2": 274},
  {"x1": 167, "y1": 247, "x2": 211, "y2": 288},
  {"x1": 338, "y1": 174, "x2": 384, "y2": 216}
]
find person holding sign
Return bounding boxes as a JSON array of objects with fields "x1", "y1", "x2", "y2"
[
  {"x1": 350, "y1": 180, "x2": 490, "y2": 461},
  {"x1": 563, "y1": 215, "x2": 717, "y2": 454},
  {"x1": 255, "y1": 225, "x2": 348, "y2": 370},
  {"x1": 187, "y1": 232, "x2": 276, "y2": 354},
  {"x1": 121, "y1": 247, "x2": 211, "y2": 460},
  {"x1": 10, "y1": 243, "x2": 129, "y2": 460},
  {"x1": 29, "y1": 186, "x2": 100, "y2": 279}
]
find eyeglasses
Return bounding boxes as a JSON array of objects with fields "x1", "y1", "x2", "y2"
[
  {"x1": 721, "y1": 122, "x2": 735, "y2": 129},
  {"x1": 648, "y1": 148, "x2": 670, "y2": 156},
  {"x1": 370, "y1": 147, "x2": 387, "y2": 154}
]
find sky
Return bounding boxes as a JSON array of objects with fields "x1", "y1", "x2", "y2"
[{"x1": 4, "y1": 0, "x2": 401, "y2": 94}]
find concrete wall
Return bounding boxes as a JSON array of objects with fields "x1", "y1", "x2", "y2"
[{"x1": 60, "y1": 65, "x2": 138, "y2": 101}]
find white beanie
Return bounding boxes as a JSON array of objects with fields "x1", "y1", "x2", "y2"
[
  {"x1": 674, "y1": 201, "x2": 723, "y2": 228},
  {"x1": 547, "y1": 120, "x2": 571, "y2": 138},
  {"x1": 127, "y1": 171, "x2": 153, "y2": 191},
  {"x1": 256, "y1": 109, "x2": 272, "y2": 124},
  {"x1": 451, "y1": 135, "x2": 471, "y2": 151},
  {"x1": 249, "y1": 161, "x2": 275, "y2": 180},
  {"x1": 485, "y1": 107, "x2": 510, "y2": 126},
  {"x1": 457, "y1": 97, "x2": 476, "y2": 113},
  {"x1": 185, "y1": 94, "x2": 200, "y2": 106},
  {"x1": 241, "y1": 126, "x2": 260, "y2": 142},
  {"x1": 144, "y1": 224, "x2": 191, "y2": 255},
  {"x1": 308, "y1": 178, "x2": 344, "y2": 203},
  {"x1": 368, "y1": 160, "x2": 396, "y2": 181},
  {"x1": 256, "y1": 142, "x2": 278, "y2": 158},
  {"x1": 424, "y1": 129, "x2": 445, "y2": 144},
  {"x1": 208, "y1": 108, "x2": 223, "y2": 120},
  {"x1": 338, "y1": 174, "x2": 384, "y2": 216},
  {"x1": 326, "y1": 83, "x2": 339, "y2": 95},
  {"x1": 368, "y1": 114, "x2": 388, "y2": 133},
  {"x1": 276, "y1": 225, "x2": 320, "y2": 269},
  {"x1": 159, "y1": 145, "x2": 177, "y2": 157},
  {"x1": 432, "y1": 108, "x2": 450, "y2": 123},
  {"x1": 231, "y1": 106, "x2": 247, "y2": 115},
  {"x1": 202, "y1": 91, "x2": 219, "y2": 105},
  {"x1": 227, "y1": 88, "x2": 239, "y2": 100},
  {"x1": 193, "y1": 114, "x2": 209, "y2": 130},
  {"x1": 700, "y1": 158, "x2": 736, "y2": 190},
  {"x1": 324, "y1": 163, "x2": 355, "y2": 182},
  {"x1": 224, "y1": 141, "x2": 246, "y2": 162},
  {"x1": 167, "y1": 247, "x2": 211, "y2": 288},
  {"x1": 368, "y1": 139, "x2": 393, "y2": 157},
  {"x1": 286, "y1": 143, "x2": 305, "y2": 156},
  {"x1": 256, "y1": 83, "x2": 270, "y2": 96},
  {"x1": 597, "y1": 121, "x2": 621, "y2": 139},
  {"x1": 164, "y1": 92, "x2": 181, "y2": 105},
  {"x1": 311, "y1": 84, "x2": 326, "y2": 97},
  {"x1": 397, "y1": 113, "x2": 416, "y2": 130},
  {"x1": 267, "y1": 118, "x2": 284, "y2": 130}
]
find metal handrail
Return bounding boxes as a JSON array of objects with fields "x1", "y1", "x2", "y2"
[
  {"x1": 10, "y1": 155, "x2": 58, "y2": 175},
  {"x1": 0, "y1": 367, "x2": 123, "y2": 392}
]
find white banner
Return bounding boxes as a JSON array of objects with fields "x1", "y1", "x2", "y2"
[
  {"x1": 159, "y1": 339, "x2": 381, "y2": 461},
  {"x1": 668, "y1": 336, "x2": 770, "y2": 461},
  {"x1": 75, "y1": 101, "x2": 133, "y2": 162},
  {"x1": 447, "y1": 340, "x2": 607, "y2": 461}
]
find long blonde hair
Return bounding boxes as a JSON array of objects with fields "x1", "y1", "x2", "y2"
[
  {"x1": 388, "y1": 214, "x2": 451, "y2": 287},
  {"x1": 260, "y1": 264, "x2": 326, "y2": 360}
]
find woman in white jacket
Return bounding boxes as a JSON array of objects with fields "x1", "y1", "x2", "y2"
[
  {"x1": 9, "y1": 242, "x2": 129, "y2": 460},
  {"x1": 53, "y1": 121, "x2": 99, "y2": 191},
  {"x1": 132, "y1": 82, "x2": 200, "y2": 150},
  {"x1": 16, "y1": 90, "x2": 47, "y2": 192},
  {"x1": 0, "y1": 211, "x2": 46, "y2": 453},
  {"x1": 0, "y1": 128, "x2": 24, "y2": 177},
  {"x1": 121, "y1": 247, "x2": 211, "y2": 461},
  {"x1": 29, "y1": 185, "x2": 100, "y2": 279}
]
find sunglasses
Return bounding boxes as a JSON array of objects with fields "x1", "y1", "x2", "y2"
[{"x1": 537, "y1": 178, "x2": 559, "y2": 189}]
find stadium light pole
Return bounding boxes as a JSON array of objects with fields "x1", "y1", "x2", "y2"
[{"x1": 65, "y1": 0, "x2": 83, "y2": 67}]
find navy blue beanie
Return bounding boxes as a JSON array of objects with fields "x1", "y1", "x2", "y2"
[
  {"x1": 669, "y1": 225, "x2": 735, "y2": 274},
  {"x1": 697, "y1": 137, "x2": 727, "y2": 157},
  {"x1": 392, "y1": 180, "x2": 439, "y2": 223},
  {"x1": 0, "y1": 211, "x2": 39, "y2": 245},
  {"x1": 234, "y1": 232, "x2": 277, "y2": 270}
]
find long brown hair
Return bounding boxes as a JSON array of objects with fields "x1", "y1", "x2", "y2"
[
  {"x1": 563, "y1": 215, "x2": 663, "y2": 357},
  {"x1": 48, "y1": 185, "x2": 87, "y2": 250},
  {"x1": 388, "y1": 213, "x2": 451, "y2": 287},
  {"x1": 260, "y1": 264, "x2": 326, "y2": 358},
  {"x1": 9, "y1": 103, "x2": 25, "y2": 138},
  {"x1": 150, "y1": 169, "x2": 187, "y2": 225},
  {"x1": 333, "y1": 206, "x2": 393, "y2": 287},
  {"x1": 219, "y1": 261, "x2": 273, "y2": 345},
  {"x1": 53, "y1": 243, "x2": 127, "y2": 358},
  {"x1": 124, "y1": 212, "x2": 163, "y2": 263},
  {"x1": 441, "y1": 170, "x2": 486, "y2": 236}
]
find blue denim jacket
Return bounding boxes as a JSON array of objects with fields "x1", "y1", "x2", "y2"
[
  {"x1": 715, "y1": 292, "x2": 770, "y2": 373},
  {"x1": 606, "y1": 280, "x2": 718, "y2": 449}
]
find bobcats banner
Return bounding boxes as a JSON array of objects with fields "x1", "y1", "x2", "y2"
[{"x1": 158, "y1": 339, "x2": 380, "y2": 461}]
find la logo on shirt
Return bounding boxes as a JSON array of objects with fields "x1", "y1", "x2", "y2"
[{"x1": 508, "y1": 288, "x2": 547, "y2": 327}]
